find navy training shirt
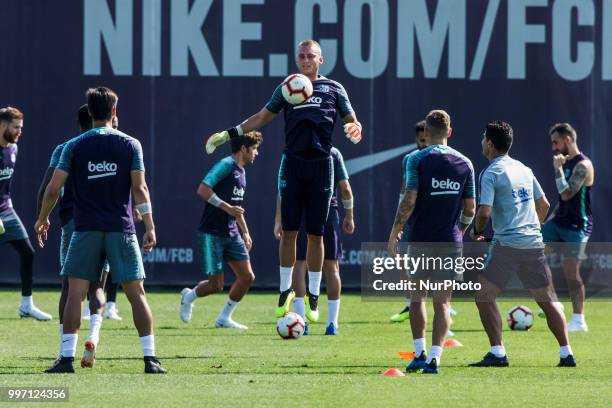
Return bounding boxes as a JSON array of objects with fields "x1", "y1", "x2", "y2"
[
  {"x1": 404, "y1": 144, "x2": 475, "y2": 243},
  {"x1": 265, "y1": 76, "x2": 354, "y2": 158},
  {"x1": 0, "y1": 143, "x2": 18, "y2": 218},
  {"x1": 198, "y1": 156, "x2": 246, "y2": 237},
  {"x1": 57, "y1": 127, "x2": 144, "y2": 233}
]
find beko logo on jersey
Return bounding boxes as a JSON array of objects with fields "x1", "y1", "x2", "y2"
[
  {"x1": 87, "y1": 161, "x2": 118, "y2": 179},
  {"x1": 0, "y1": 167, "x2": 14, "y2": 180},
  {"x1": 431, "y1": 178, "x2": 460, "y2": 195},
  {"x1": 232, "y1": 186, "x2": 245, "y2": 200},
  {"x1": 293, "y1": 96, "x2": 322, "y2": 110}
]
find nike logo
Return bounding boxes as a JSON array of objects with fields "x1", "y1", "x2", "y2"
[
  {"x1": 345, "y1": 144, "x2": 417, "y2": 176},
  {"x1": 62, "y1": 340, "x2": 70, "y2": 343}
]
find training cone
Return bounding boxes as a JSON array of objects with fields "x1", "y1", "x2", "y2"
[
  {"x1": 443, "y1": 339, "x2": 463, "y2": 347},
  {"x1": 382, "y1": 368, "x2": 405, "y2": 377},
  {"x1": 397, "y1": 351, "x2": 415, "y2": 362}
]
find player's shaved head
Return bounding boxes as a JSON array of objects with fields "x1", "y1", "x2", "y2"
[
  {"x1": 298, "y1": 39, "x2": 322, "y2": 54},
  {"x1": 78, "y1": 104, "x2": 93, "y2": 133},
  {"x1": 425, "y1": 110, "x2": 451, "y2": 138},
  {"x1": 86, "y1": 87, "x2": 118, "y2": 121}
]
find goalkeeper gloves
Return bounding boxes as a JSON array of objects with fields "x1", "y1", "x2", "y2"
[
  {"x1": 344, "y1": 122, "x2": 362, "y2": 144},
  {"x1": 205, "y1": 126, "x2": 244, "y2": 154}
]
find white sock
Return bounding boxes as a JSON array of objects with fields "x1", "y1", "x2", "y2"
[
  {"x1": 106, "y1": 301, "x2": 116, "y2": 311},
  {"x1": 405, "y1": 298, "x2": 411, "y2": 308},
  {"x1": 61, "y1": 333, "x2": 78, "y2": 358},
  {"x1": 58, "y1": 324, "x2": 64, "y2": 354},
  {"x1": 279, "y1": 266, "x2": 293, "y2": 292},
  {"x1": 572, "y1": 313, "x2": 585, "y2": 324},
  {"x1": 20, "y1": 296, "x2": 33, "y2": 309},
  {"x1": 88, "y1": 313, "x2": 103, "y2": 343},
  {"x1": 414, "y1": 338, "x2": 427, "y2": 356},
  {"x1": 294, "y1": 297, "x2": 306, "y2": 321},
  {"x1": 83, "y1": 303, "x2": 90, "y2": 315},
  {"x1": 491, "y1": 345, "x2": 506, "y2": 358},
  {"x1": 327, "y1": 299, "x2": 340, "y2": 326},
  {"x1": 218, "y1": 298, "x2": 239, "y2": 320},
  {"x1": 560, "y1": 345, "x2": 573, "y2": 358},
  {"x1": 185, "y1": 288, "x2": 198, "y2": 303},
  {"x1": 139, "y1": 335, "x2": 155, "y2": 357},
  {"x1": 426, "y1": 345, "x2": 443, "y2": 365},
  {"x1": 308, "y1": 271, "x2": 322, "y2": 296}
]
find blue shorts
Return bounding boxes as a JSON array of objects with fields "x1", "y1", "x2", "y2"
[
  {"x1": 541, "y1": 221, "x2": 589, "y2": 259},
  {"x1": 278, "y1": 154, "x2": 334, "y2": 236},
  {"x1": 200, "y1": 233, "x2": 249, "y2": 276},
  {"x1": 0, "y1": 210, "x2": 29, "y2": 244},
  {"x1": 60, "y1": 220, "x2": 109, "y2": 273},
  {"x1": 62, "y1": 231, "x2": 144, "y2": 283},
  {"x1": 296, "y1": 208, "x2": 343, "y2": 261}
]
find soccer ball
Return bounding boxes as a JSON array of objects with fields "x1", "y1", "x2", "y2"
[
  {"x1": 506, "y1": 305, "x2": 534, "y2": 330},
  {"x1": 276, "y1": 312, "x2": 306, "y2": 339},
  {"x1": 281, "y1": 74, "x2": 313, "y2": 105}
]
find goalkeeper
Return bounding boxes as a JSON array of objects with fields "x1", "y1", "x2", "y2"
[{"x1": 205, "y1": 39, "x2": 362, "y2": 321}]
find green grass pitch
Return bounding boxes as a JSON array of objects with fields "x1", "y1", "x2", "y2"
[{"x1": 1, "y1": 289, "x2": 611, "y2": 407}]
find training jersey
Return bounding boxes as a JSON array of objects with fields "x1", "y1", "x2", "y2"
[
  {"x1": 0, "y1": 143, "x2": 17, "y2": 219},
  {"x1": 199, "y1": 156, "x2": 246, "y2": 237},
  {"x1": 57, "y1": 127, "x2": 144, "y2": 233},
  {"x1": 329, "y1": 147, "x2": 349, "y2": 209},
  {"x1": 404, "y1": 144, "x2": 475, "y2": 242},
  {"x1": 265, "y1": 76, "x2": 354, "y2": 158},
  {"x1": 552, "y1": 153, "x2": 593, "y2": 235},
  {"x1": 478, "y1": 156, "x2": 545, "y2": 248},
  {"x1": 49, "y1": 142, "x2": 75, "y2": 227}
]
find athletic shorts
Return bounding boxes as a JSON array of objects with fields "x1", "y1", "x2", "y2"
[
  {"x1": 541, "y1": 221, "x2": 589, "y2": 259},
  {"x1": 407, "y1": 244, "x2": 464, "y2": 282},
  {"x1": 479, "y1": 240, "x2": 550, "y2": 290},
  {"x1": 278, "y1": 154, "x2": 334, "y2": 236},
  {"x1": 61, "y1": 231, "x2": 144, "y2": 283},
  {"x1": 200, "y1": 233, "x2": 249, "y2": 276},
  {"x1": 0, "y1": 210, "x2": 28, "y2": 244},
  {"x1": 296, "y1": 208, "x2": 343, "y2": 261},
  {"x1": 60, "y1": 220, "x2": 109, "y2": 272}
]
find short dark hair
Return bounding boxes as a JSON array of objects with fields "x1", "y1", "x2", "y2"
[
  {"x1": 485, "y1": 121, "x2": 513, "y2": 153},
  {"x1": 549, "y1": 122, "x2": 577, "y2": 141},
  {"x1": 0, "y1": 106, "x2": 24, "y2": 123},
  {"x1": 86, "y1": 87, "x2": 118, "y2": 121},
  {"x1": 78, "y1": 104, "x2": 93, "y2": 132},
  {"x1": 231, "y1": 131, "x2": 263, "y2": 153},
  {"x1": 415, "y1": 120, "x2": 426, "y2": 135},
  {"x1": 425, "y1": 110, "x2": 451, "y2": 137}
]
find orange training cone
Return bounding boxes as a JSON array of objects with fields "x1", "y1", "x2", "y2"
[
  {"x1": 443, "y1": 339, "x2": 463, "y2": 347},
  {"x1": 397, "y1": 351, "x2": 416, "y2": 362},
  {"x1": 382, "y1": 368, "x2": 405, "y2": 377}
]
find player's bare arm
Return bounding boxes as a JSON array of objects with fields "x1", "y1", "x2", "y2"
[
  {"x1": 35, "y1": 167, "x2": 54, "y2": 217},
  {"x1": 236, "y1": 213, "x2": 252, "y2": 251},
  {"x1": 273, "y1": 193, "x2": 282, "y2": 240},
  {"x1": 35, "y1": 169, "x2": 69, "y2": 247},
  {"x1": 131, "y1": 170, "x2": 156, "y2": 252},
  {"x1": 460, "y1": 198, "x2": 476, "y2": 235},
  {"x1": 534, "y1": 196, "x2": 551, "y2": 224},
  {"x1": 338, "y1": 180, "x2": 354, "y2": 235},
  {"x1": 554, "y1": 159, "x2": 593, "y2": 201},
  {"x1": 387, "y1": 190, "x2": 416, "y2": 256},
  {"x1": 197, "y1": 183, "x2": 244, "y2": 218},
  {"x1": 205, "y1": 108, "x2": 276, "y2": 154},
  {"x1": 472, "y1": 205, "x2": 492, "y2": 240}
]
